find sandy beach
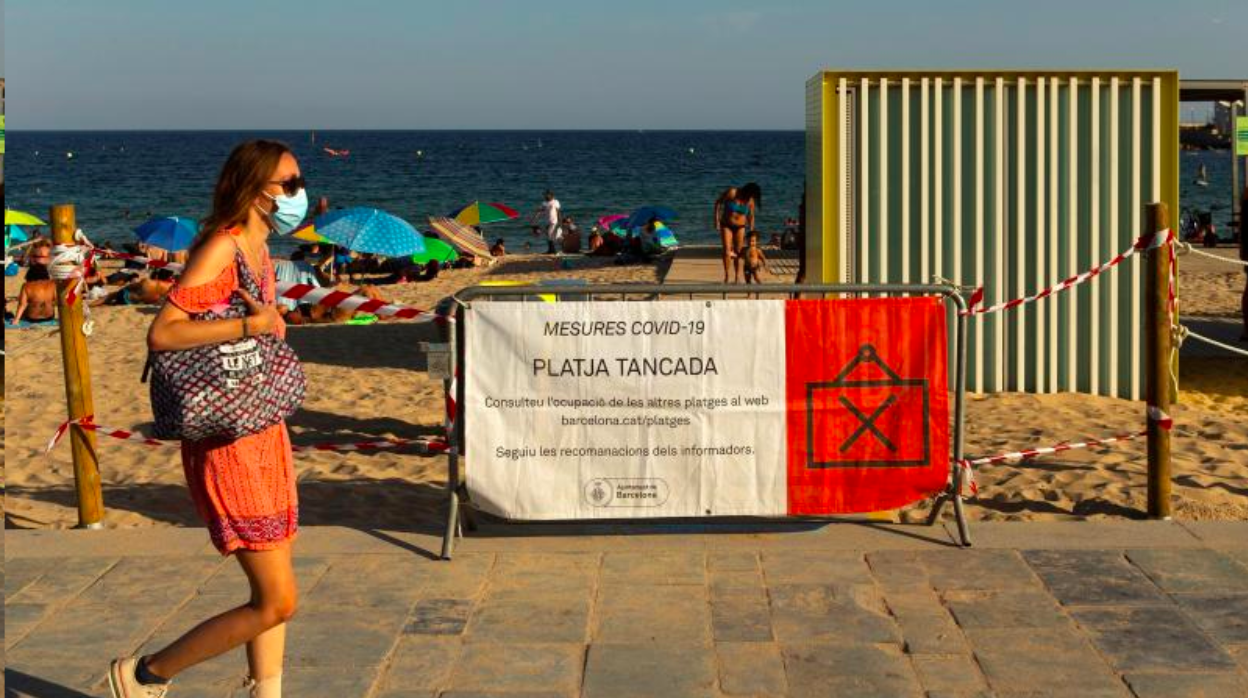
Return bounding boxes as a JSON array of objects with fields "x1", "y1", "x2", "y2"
[{"x1": 4, "y1": 249, "x2": 1245, "y2": 531}]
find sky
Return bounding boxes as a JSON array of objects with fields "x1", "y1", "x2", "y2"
[{"x1": 3, "y1": 0, "x2": 1245, "y2": 130}]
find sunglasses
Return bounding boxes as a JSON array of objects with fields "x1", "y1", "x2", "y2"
[{"x1": 268, "y1": 174, "x2": 307, "y2": 196}]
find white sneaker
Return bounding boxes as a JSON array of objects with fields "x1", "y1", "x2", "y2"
[
  {"x1": 107, "y1": 656, "x2": 170, "y2": 698},
  {"x1": 242, "y1": 672, "x2": 282, "y2": 698}
]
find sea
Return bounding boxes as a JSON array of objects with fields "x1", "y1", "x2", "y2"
[
  {"x1": 4, "y1": 130, "x2": 1238, "y2": 256},
  {"x1": 4, "y1": 130, "x2": 805, "y2": 256}
]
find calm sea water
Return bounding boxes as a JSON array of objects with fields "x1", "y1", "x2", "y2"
[
  {"x1": 4, "y1": 130, "x2": 805, "y2": 255},
  {"x1": 4, "y1": 130, "x2": 1236, "y2": 256}
]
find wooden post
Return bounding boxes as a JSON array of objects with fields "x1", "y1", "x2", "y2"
[
  {"x1": 1144, "y1": 202, "x2": 1171, "y2": 519},
  {"x1": 51, "y1": 204, "x2": 105, "y2": 528}
]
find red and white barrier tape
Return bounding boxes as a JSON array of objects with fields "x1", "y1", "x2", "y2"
[
  {"x1": 46, "y1": 417, "x2": 448, "y2": 455},
  {"x1": 92, "y1": 249, "x2": 449, "y2": 323},
  {"x1": 963, "y1": 228, "x2": 1173, "y2": 316},
  {"x1": 48, "y1": 231, "x2": 99, "y2": 334},
  {"x1": 277, "y1": 283, "x2": 445, "y2": 322},
  {"x1": 954, "y1": 407, "x2": 1172, "y2": 497}
]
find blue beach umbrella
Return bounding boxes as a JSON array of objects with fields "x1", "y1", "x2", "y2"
[
  {"x1": 7, "y1": 224, "x2": 29, "y2": 244},
  {"x1": 134, "y1": 216, "x2": 198, "y2": 252},
  {"x1": 313, "y1": 207, "x2": 427, "y2": 256},
  {"x1": 624, "y1": 205, "x2": 677, "y2": 230}
]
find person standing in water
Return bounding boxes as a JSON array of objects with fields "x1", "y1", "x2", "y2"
[
  {"x1": 714, "y1": 183, "x2": 760, "y2": 282},
  {"x1": 109, "y1": 140, "x2": 307, "y2": 698},
  {"x1": 530, "y1": 190, "x2": 563, "y2": 254}
]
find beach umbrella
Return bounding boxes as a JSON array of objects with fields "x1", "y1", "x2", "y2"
[
  {"x1": 428, "y1": 216, "x2": 493, "y2": 260},
  {"x1": 624, "y1": 205, "x2": 677, "y2": 230},
  {"x1": 451, "y1": 201, "x2": 519, "y2": 226},
  {"x1": 7, "y1": 224, "x2": 29, "y2": 244},
  {"x1": 597, "y1": 214, "x2": 628, "y2": 234},
  {"x1": 5, "y1": 209, "x2": 46, "y2": 226},
  {"x1": 649, "y1": 221, "x2": 679, "y2": 248},
  {"x1": 134, "y1": 216, "x2": 198, "y2": 252},
  {"x1": 411, "y1": 236, "x2": 459, "y2": 265},
  {"x1": 313, "y1": 207, "x2": 427, "y2": 256},
  {"x1": 291, "y1": 221, "x2": 333, "y2": 244}
]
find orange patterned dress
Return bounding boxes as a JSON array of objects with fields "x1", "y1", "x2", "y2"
[{"x1": 166, "y1": 233, "x2": 298, "y2": 555}]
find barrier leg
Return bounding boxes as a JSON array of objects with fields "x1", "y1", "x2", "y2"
[
  {"x1": 925, "y1": 492, "x2": 947, "y2": 525},
  {"x1": 947, "y1": 292, "x2": 972, "y2": 546},
  {"x1": 949, "y1": 470, "x2": 972, "y2": 547},
  {"x1": 441, "y1": 448, "x2": 460, "y2": 560}
]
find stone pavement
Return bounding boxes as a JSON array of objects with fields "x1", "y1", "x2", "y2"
[{"x1": 5, "y1": 520, "x2": 1248, "y2": 698}]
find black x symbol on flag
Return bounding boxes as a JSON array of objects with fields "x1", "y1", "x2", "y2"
[{"x1": 837, "y1": 394, "x2": 898, "y2": 452}]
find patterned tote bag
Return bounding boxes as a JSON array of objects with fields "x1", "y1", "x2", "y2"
[{"x1": 147, "y1": 249, "x2": 306, "y2": 441}]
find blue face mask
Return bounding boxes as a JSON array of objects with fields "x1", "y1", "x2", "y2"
[{"x1": 260, "y1": 187, "x2": 308, "y2": 235}]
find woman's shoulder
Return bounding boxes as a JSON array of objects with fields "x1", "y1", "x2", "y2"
[{"x1": 185, "y1": 233, "x2": 239, "y2": 279}]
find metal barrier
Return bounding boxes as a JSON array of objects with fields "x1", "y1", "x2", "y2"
[{"x1": 440, "y1": 282, "x2": 971, "y2": 559}]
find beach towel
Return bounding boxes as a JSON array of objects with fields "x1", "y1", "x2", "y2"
[{"x1": 5, "y1": 318, "x2": 58, "y2": 329}]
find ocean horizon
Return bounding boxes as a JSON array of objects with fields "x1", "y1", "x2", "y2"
[{"x1": 4, "y1": 129, "x2": 1235, "y2": 257}]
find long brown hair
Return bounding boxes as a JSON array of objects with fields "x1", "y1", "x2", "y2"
[{"x1": 191, "y1": 139, "x2": 292, "y2": 254}]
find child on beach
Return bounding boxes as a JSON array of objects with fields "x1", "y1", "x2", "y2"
[
  {"x1": 741, "y1": 230, "x2": 769, "y2": 285},
  {"x1": 109, "y1": 140, "x2": 306, "y2": 698}
]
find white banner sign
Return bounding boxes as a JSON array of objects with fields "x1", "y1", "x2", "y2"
[{"x1": 466, "y1": 300, "x2": 786, "y2": 519}]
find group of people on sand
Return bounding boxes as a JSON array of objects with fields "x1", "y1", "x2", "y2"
[
  {"x1": 521, "y1": 189, "x2": 673, "y2": 264},
  {"x1": 714, "y1": 182, "x2": 770, "y2": 284}
]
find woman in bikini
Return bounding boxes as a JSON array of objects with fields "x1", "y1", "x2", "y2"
[
  {"x1": 109, "y1": 140, "x2": 306, "y2": 698},
  {"x1": 713, "y1": 182, "x2": 761, "y2": 283}
]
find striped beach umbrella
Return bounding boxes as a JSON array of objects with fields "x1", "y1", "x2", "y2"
[
  {"x1": 451, "y1": 201, "x2": 519, "y2": 226},
  {"x1": 428, "y1": 217, "x2": 493, "y2": 260}
]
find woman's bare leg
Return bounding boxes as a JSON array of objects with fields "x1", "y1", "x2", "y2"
[
  {"x1": 720, "y1": 228, "x2": 734, "y2": 282},
  {"x1": 145, "y1": 544, "x2": 296, "y2": 680},
  {"x1": 732, "y1": 228, "x2": 746, "y2": 283},
  {"x1": 247, "y1": 621, "x2": 287, "y2": 682}
]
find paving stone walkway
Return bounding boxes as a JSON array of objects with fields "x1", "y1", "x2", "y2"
[{"x1": 5, "y1": 520, "x2": 1248, "y2": 697}]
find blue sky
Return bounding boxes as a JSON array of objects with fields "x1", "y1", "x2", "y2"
[{"x1": 4, "y1": 0, "x2": 1244, "y2": 130}]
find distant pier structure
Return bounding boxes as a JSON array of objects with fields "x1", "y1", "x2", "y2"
[{"x1": 1181, "y1": 79, "x2": 1248, "y2": 228}]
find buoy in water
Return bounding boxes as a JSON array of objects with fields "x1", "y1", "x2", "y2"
[
  {"x1": 688, "y1": 147, "x2": 695, "y2": 154},
  {"x1": 416, "y1": 150, "x2": 423, "y2": 157},
  {"x1": 66, "y1": 152, "x2": 74, "y2": 159}
]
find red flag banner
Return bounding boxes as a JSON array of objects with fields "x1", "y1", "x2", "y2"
[{"x1": 785, "y1": 297, "x2": 949, "y2": 514}]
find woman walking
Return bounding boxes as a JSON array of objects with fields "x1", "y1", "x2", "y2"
[
  {"x1": 109, "y1": 140, "x2": 308, "y2": 698},
  {"x1": 713, "y1": 182, "x2": 761, "y2": 282}
]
